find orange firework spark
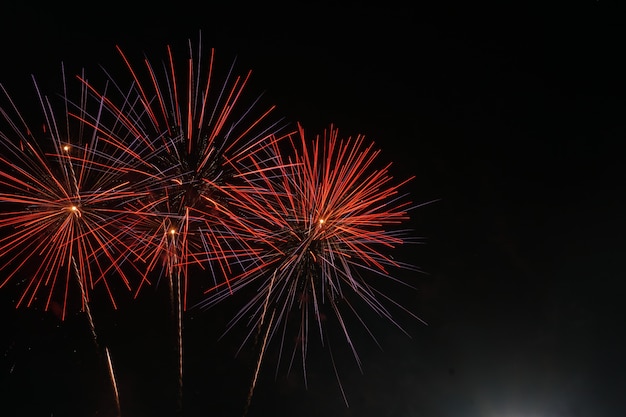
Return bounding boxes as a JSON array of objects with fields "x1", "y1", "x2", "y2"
[
  {"x1": 0, "y1": 67, "x2": 142, "y2": 320},
  {"x1": 200, "y1": 123, "x2": 429, "y2": 405}
]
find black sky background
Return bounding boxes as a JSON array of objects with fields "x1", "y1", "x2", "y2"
[{"x1": 1, "y1": 2, "x2": 625, "y2": 417}]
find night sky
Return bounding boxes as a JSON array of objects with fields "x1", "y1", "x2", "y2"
[{"x1": 1, "y1": 3, "x2": 625, "y2": 417}]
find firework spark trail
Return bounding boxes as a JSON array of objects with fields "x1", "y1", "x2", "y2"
[
  {"x1": 75, "y1": 256, "x2": 121, "y2": 416},
  {"x1": 242, "y1": 269, "x2": 278, "y2": 416},
  {"x1": 199, "y1": 122, "x2": 429, "y2": 406},
  {"x1": 104, "y1": 347, "x2": 122, "y2": 415},
  {"x1": 72, "y1": 32, "x2": 290, "y2": 415}
]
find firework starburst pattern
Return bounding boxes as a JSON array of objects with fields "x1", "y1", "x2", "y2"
[
  {"x1": 0, "y1": 33, "x2": 431, "y2": 415},
  {"x1": 199, "y1": 123, "x2": 428, "y2": 405},
  {"x1": 0, "y1": 67, "x2": 140, "y2": 320}
]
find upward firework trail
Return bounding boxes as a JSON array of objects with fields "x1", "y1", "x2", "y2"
[
  {"x1": 199, "y1": 123, "x2": 431, "y2": 409},
  {"x1": 73, "y1": 32, "x2": 289, "y2": 415},
  {"x1": 0, "y1": 64, "x2": 141, "y2": 415}
]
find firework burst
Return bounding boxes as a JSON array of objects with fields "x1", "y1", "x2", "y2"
[
  {"x1": 0, "y1": 65, "x2": 143, "y2": 416},
  {"x1": 75, "y1": 33, "x2": 288, "y2": 308},
  {"x1": 72, "y1": 33, "x2": 289, "y2": 414},
  {"x1": 0, "y1": 66, "x2": 141, "y2": 320},
  {"x1": 199, "y1": 123, "x2": 429, "y2": 406}
]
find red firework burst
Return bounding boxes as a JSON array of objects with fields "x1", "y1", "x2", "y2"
[
  {"x1": 0, "y1": 67, "x2": 142, "y2": 320},
  {"x1": 68, "y1": 33, "x2": 290, "y2": 412},
  {"x1": 200, "y1": 122, "x2": 428, "y2": 404},
  {"x1": 73, "y1": 34, "x2": 289, "y2": 309}
]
